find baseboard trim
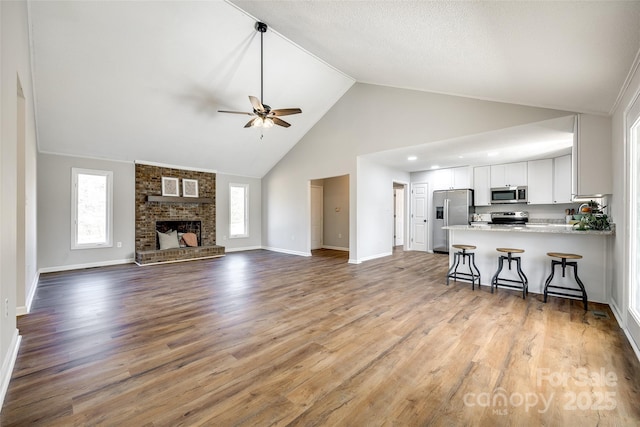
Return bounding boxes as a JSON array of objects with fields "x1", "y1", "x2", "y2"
[
  {"x1": 623, "y1": 324, "x2": 640, "y2": 364},
  {"x1": 609, "y1": 298, "x2": 624, "y2": 328},
  {"x1": 0, "y1": 330, "x2": 21, "y2": 410},
  {"x1": 38, "y1": 258, "x2": 134, "y2": 274},
  {"x1": 224, "y1": 246, "x2": 263, "y2": 253},
  {"x1": 354, "y1": 252, "x2": 393, "y2": 264},
  {"x1": 609, "y1": 298, "x2": 640, "y2": 363},
  {"x1": 17, "y1": 272, "x2": 40, "y2": 316},
  {"x1": 321, "y1": 245, "x2": 349, "y2": 252},
  {"x1": 263, "y1": 247, "x2": 311, "y2": 257}
]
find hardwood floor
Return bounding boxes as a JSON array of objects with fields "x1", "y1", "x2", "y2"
[{"x1": 2, "y1": 249, "x2": 639, "y2": 426}]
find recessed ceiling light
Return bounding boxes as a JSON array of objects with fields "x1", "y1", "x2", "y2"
[
  {"x1": 458, "y1": 155, "x2": 464, "y2": 159},
  {"x1": 431, "y1": 165, "x2": 440, "y2": 170},
  {"x1": 487, "y1": 151, "x2": 499, "y2": 157},
  {"x1": 407, "y1": 155, "x2": 417, "y2": 161}
]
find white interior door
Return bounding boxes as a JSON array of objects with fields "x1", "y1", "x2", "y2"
[
  {"x1": 310, "y1": 185, "x2": 323, "y2": 250},
  {"x1": 394, "y1": 188, "x2": 404, "y2": 246},
  {"x1": 411, "y1": 183, "x2": 428, "y2": 252}
]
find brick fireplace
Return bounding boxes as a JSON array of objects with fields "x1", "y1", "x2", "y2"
[{"x1": 134, "y1": 163, "x2": 224, "y2": 265}]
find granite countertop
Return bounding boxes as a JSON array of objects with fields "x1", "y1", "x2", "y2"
[{"x1": 444, "y1": 223, "x2": 615, "y2": 236}]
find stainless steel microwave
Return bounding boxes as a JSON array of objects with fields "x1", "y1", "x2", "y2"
[{"x1": 490, "y1": 186, "x2": 527, "y2": 204}]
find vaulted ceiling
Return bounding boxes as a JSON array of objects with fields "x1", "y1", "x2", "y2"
[{"x1": 29, "y1": 1, "x2": 640, "y2": 177}]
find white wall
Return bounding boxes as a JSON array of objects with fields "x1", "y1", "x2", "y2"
[
  {"x1": 0, "y1": 0, "x2": 38, "y2": 405},
  {"x1": 216, "y1": 173, "x2": 262, "y2": 252},
  {"x1": 610, "y1": 54, "x2": 640, "y2": 351},
  {"x1": 357, "y1": 157, "x2": 410, "y2": 262},
  {"x1": 262, "y1": 82, "x2": 574, "y2": 262},
  {"x1": 37, "y1": 153, "x2": 135, "y2": 271}
]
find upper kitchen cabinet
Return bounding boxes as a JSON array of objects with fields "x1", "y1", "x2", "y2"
[
  {"x1": 490, "y1": 162, "x2": 528, "y2": 188},
  {"x1": 574, "y1": 114, "x2": 612, "y2": 196},
  {"x1": 553, "y1": 155, "x2": 573, "y2": 203},
  {"x1": 473, "y1": 166, "x2": 491, "y2": 206},
  {"x1": 431, "y1": 166, "x2": 471, "y2": 190},
  {"x1": 527, "y1": 159, "x2": 553, "y2": 204}
]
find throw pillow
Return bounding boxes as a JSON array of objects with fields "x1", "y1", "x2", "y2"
[
  {"x1": 157, "y1": 230, "x2": 180, "y2": 250},
  {"x1": 182, "y1": 232, "x2": 198, "y2": 247}
]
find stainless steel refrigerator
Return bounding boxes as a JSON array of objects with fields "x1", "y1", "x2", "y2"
[{"x1": 433, "y1": 189, "x2": 474, "y2": 254}]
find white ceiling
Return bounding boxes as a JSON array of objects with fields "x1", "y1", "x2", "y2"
[
  {"x1": 232, "y1": 0, "x2": 640, "y2": 115},
  {"x1": 29, "y1": 1, "x2": 354, "y2": 177},
  {"x1": 29, "y1": 1, "x2": 640, "y2": 177}
]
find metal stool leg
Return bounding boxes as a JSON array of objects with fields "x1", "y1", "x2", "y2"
[
  {"x1": 491, "y1": 256, "x2": 504, "y2": 294},
  {"x1": 572, "y1": 262, "x2": 588, "y2": 311},
  {"x1": 543, "y1": 261, "x2": 558, "y2": 303},
  {"x1": 515, "y1": 257, "x2": 528, "y2": 299},
  {"x1": 470, "y1": 253, "x2": 481, "y2": 289},
  {"x1": 446, "y1": 252, "x2": 461, "y2": 285}
]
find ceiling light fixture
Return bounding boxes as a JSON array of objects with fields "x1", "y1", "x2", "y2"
[
  {"x1": 218, "y1": 22, "x2": 302, "y2": 130},
  {"x1": 408, "y1": 155, "x2": 417, "y2": 161},
  {"x1": 431, "y1": 165, "x2": 440, "y2": 170}
]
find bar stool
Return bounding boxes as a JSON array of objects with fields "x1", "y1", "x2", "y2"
[
  {"x1": 446, "y1": 244, "x2": 481, "y2": 289},
  {"x1": 490, "y1": 248, "x2": 528, "y2": 299},
  {"x1": 543, "y1": 252, "x2": 588, "y2": 310}
]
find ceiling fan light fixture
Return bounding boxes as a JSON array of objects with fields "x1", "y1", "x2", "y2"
[
  {"x1": 252, "y1": 117, "x2": 264, "y2": 127},
  {"x1": 263, "y1": 118, "x2": 274, "y2": 128}
]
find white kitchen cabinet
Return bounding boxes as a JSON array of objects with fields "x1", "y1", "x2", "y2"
[
  {"x1": 430, "y1": 166, "x2": 471, "y2": 190},
  {"x1": 553, "y1": 154, "x2": 572, "y2": 203},
  {"x1": 473, "y1": 166, "x2": 491, "y2": 206},
  {"x1": 452, "y1": 166, "x2": 471, "y2": 189},
  {"x1": 490, "y1": 162, "x2": 528, "y2": 187},
  {"x1": 574, "y1": 114, "x2": 612, "y2": 196},
  {"x1": 527, "y1": 159, "x2": 553, "y2": 204}
]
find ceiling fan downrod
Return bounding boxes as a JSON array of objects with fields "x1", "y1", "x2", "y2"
[{"x1": 255, "y1": 22, "x2": 268, "y2": 106}]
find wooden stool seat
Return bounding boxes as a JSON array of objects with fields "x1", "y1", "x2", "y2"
[
  {"x1": 491, "y1": 248, "x2": 528, "y2": 298},
  {"x1": 497, "y1": 248, "x2": 524, "y2": 254},
  {"x1": 544, "y1": 252, "x2": 588, "y2": 310},
  {"x1": 547, "y1": 252, "x2": 582, "y2": 260},
  {"x1": 446, "y1": 244, "x2": 481, "y2": 289},
  {"x1": 452, "y1": 244, "x2": 476, "y2": 251}
]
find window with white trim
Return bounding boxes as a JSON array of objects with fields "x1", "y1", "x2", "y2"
[
  {"x1": 72, "y1": 168, "x2": 113, "y2": 249},
  {"x1": 229, "y1": 183, "x2": 249, "y2": 238}
]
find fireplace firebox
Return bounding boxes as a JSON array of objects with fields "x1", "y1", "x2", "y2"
[{"x1": 155, "y1": 220, "x2": 201, "y2": 249}]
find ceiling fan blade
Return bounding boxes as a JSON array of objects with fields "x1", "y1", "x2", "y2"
[
  {"x1": 270, "y1": 108, "x2": 302, "y2": 117},
  {"x1": 272, "y1": 117, "x2": 291, "y2": 128},
  {"x1": 244, "y1": 117, "x2": 260, "y2": 128},
  {"x1": 249, "y1": 96, "x2": 265, "y2": 113},
  {"x1": 218, "y1": 110, "x2": 253, "y2": 115}
]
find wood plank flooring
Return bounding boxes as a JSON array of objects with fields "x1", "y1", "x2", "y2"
[{"x1": 1, "y1": 249, "x2": 639, "y2": 426}]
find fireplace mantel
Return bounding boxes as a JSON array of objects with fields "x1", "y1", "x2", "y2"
[{"x1": 147, "y1": 195, "x2": 213, "y2": 204}]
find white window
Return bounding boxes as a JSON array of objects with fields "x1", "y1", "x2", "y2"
[
  {"x1": 229, "y1": 183, "x2": 249, "y2": 238},
  {"x1": 72, "y1": 168, "x2": 113, "y2": 249}
]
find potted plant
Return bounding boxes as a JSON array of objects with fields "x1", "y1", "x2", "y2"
[
  {"x1": 573, "y1": 200, "x2": 609, "y2": 230},
  {"x1": 574, "y1": 212, "x2": 611, "y2": 231}
]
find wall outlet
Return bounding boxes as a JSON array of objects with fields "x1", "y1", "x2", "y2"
[{"x1": 116, "y1": 242, "x2": 122, "y2": 248}]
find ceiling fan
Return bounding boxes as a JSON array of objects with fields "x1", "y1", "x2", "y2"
[{"x1": 218, "y1": 22, "x2": 302, "y2": 129}]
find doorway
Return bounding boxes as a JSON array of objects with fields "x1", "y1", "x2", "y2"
[
  {"x1": 393, "y1": 182, "x2": 407, "y2": 247},
  {"x1": 309, "y1": 175, "x2": 350, "y2": 257}
]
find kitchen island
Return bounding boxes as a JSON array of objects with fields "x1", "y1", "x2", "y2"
[{"x1": 443, "y1": 223, "x2": 615, "y2": 303}]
